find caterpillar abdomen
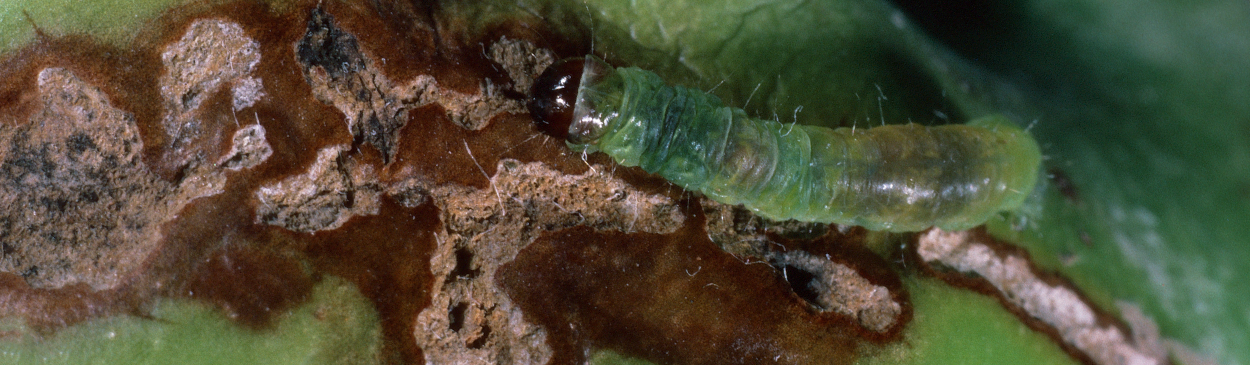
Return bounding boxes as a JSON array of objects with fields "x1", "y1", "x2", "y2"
[{"x1": 528, "y1": 56, "x2": 1041, "y2": 232}]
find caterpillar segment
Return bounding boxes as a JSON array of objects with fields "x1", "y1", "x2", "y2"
[{"x1": 528, "y1": 56, "x2": 1041, "y2": 232}]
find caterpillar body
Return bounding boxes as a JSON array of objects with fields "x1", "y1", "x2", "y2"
[{"x1": 527, "y1": 56, "x2": 1041, "y2": 232}]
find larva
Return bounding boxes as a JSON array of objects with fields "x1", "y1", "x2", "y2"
[{"x1": 527, "y1": 56, "x2": 1041, "y2": 232}]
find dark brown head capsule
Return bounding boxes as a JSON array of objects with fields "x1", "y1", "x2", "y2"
[{"x1": 526, "y1": 58, "x2": 586, "y2": 141}]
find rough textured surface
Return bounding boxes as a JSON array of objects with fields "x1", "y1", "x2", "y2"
[
  {"x1": 703, "y1": 201, "x2": 904, "y2": 334},
  {"x1": 770, "y1": 250, "x2": 901, "y2": 333},
  {"x1": 218, "y1": 123, "x2": 272, "y2": 170},
  {"x1": 408, "y1": 160, "x2": 683, "y2": 365},
  {"x1": 2, "y1": 2, "x2": 663, "y2": 363},
  {"x1": 0, "y1": 68, "x2": 172, "y2": 290},
  {"x1": 488, "y1": 36, "x2": 556, "y2": 93},
  {"x1": 0, "y1": 0, "x2": 1230, "y2": 364},
  {"x1": 297, "y1": 8, "x2": 525, "y2": 161},
  {"x1": 255, "y1": 144, "x2": 382, "y2": 232},
  {"x1": 160, "y1": 18, "x2": 263, "y2": 167}
]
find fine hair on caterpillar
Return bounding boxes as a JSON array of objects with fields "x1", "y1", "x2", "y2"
[{"x1": 527, "y1": 55, "x2": 1042, "y2": 232}]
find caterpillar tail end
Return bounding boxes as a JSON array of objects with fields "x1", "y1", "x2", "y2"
[{"x1": 970, "y1": 114, "x2": 1044, "y2": 213}]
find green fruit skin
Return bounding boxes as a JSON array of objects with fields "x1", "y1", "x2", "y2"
[{"x1": 569, "y1": 56, "x2": 1041, "y2": 232}]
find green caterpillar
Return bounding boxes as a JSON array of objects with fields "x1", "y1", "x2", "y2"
[{"x1": 527, "y1": 56, "x2": 1041, "y2": 232}]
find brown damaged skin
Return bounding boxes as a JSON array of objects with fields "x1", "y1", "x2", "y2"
[
  {"x1": 699, "y1": 201, "x2": 911, "y2": 336},
  {"x1": 762, "y1": 228, "x2": 910, "y2": 337},
  {"x1": 0, "y1": 67, "x2": 178, "y2": 291},
  {"x1": 0, "y1": 1, "x2": 1168, "y2": 365},
  {"x1": 303, "y1": 198, "x2": 440, "y2": 364},
  {"x1": 2, "y1": 0, "x2": 681, "y2": 363},
  {"x1": 0, "y1": 0, "x2": 504, "y2": 361},
  {"x1": 499, "y1": 205, "x2": 912, "y2": 365}
]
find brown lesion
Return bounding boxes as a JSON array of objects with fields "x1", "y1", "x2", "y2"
[
  {"x1": 0, "y1": 272, "x2": 139, "y2": 335},
  {"x1": 302, "y1": 198, "x2": 441, "y2": 365},
  {"x1": 497, "y1": 206, "x2": 884, "y2": 365},
  {"x1": 0, "y1": 1, "x2": 1192, "y2": 365},
  {"x1": 0, "y1": 66, "x2": 176, "y2": 291},
  {"x1": 0, "y1": 0, "x2": 586, "y2": 359},
  {"x1": 764, "y1": 230, "x2": 911, "y2": 339},
  {"x1": 182, "y1": 243, "x2": 314, "y2": 329}
]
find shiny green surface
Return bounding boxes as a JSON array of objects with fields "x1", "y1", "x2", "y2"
[{"x1": 573, "y1": 59, "x2": 1041, "y2": 231}]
